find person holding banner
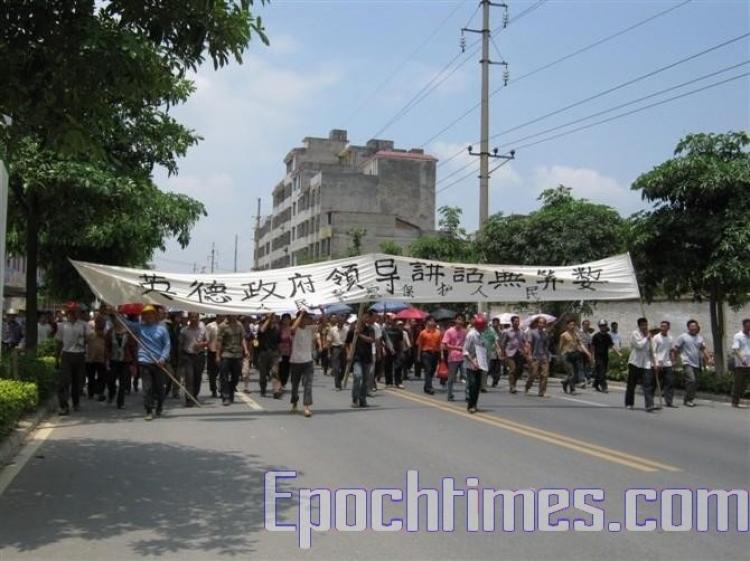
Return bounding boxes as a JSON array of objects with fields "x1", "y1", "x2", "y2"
[
  {"x1": 463, "y1": 315, "x2": 489, "y2": 414},
  {"x1": 289, "y1": 310, "x2": 317, "y2": 417},
  {"x1": 179, "y1": 313, "x2": 207, "y2": 408},
  {"x1": 115, "y1": 305, "x2": 172, "y2": 420},
  {"x1": 626, "y1": 317, "x2": 657, "y2": 412},
  {"x1": 346, "y1": 311, "x2": 376, "y2": 408}
]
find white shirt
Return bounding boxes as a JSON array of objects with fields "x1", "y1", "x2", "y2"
[
  {"x1": 372, "y1": 323, "x2": 383, "y2": 356},
  {"x1": 610, "y1": 332, "x2": 622, "y2": 350},
  {"x1": 206, "y1": 321, "x2": 219, "y2": 352},
  {"x1": 37, "y1": 323, "x2": 52, "y2": 344},
  {"x1": 290, "y1": 324, "x2": 316, "y2": 364},
  {"x1": 732, "y1": 330, "x2": 750, "y2": 367},
  {"x1": 327, "y1": 325, "x2": 344, "y2": 346},
  {"x1": 55, "y1": 320, "x2": 88, "y2": 353},
  {"x1": 651, "y1": 333, "x2": 673, "y2": 368},
  {"x1": 673, "y1": 332, "x2": 705, "y2": 368},
  {"x1": 628, "y1": 330, "x2": 652, "y2": 369}
]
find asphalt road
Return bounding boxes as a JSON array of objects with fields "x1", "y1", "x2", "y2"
[{"x1": 0, "y1": 368, "x2": 747, "y2": 561}]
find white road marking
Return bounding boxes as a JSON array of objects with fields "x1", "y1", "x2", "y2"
[
  {"x1": 236, "y1": 392, "x2": 264, "y2": 411},
  {"x1": 553, "y1": 395, "x2": 611, "y2": 408},
  {"x1": 0, "y1": 422, "x2": 56, "y2": 497}
]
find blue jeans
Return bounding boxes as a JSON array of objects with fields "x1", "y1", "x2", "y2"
[
  {"x1": 447, "y1": 361, "x2": 465, "y2": 400},
  {"x1": 352, "y1": 361, "x2": 370, "y2": 405}
]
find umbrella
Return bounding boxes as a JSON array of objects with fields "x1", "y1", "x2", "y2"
[
  {"x1": 118, "y1": 303, "x2": 144, "y2": 315},
  {"x1": 522, "y1": 313, "x2": 557, "y2": 328},
  {"x1": 492, "y1": 312, "x2": 517, "y2": 325},
  {"x1": 323, "y1": 303, "x2": 353, "y2": 315},
  {"x1": 395, "y1": 307, "x2": 428, "y2": 321},
  {"x1": 369, "y1": 299, "x2": 410, "y2": 313},
  {"x1": 430, "y1": 308, "x2": 457, "y2": 321}
]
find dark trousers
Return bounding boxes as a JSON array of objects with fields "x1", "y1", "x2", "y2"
[
  {"x1": 181, "y1": 353, "x2": 205, "y2": 403},
  {"x1": 140, "y1": 363, "x2": 166, "y2": 413},
  {"x1": 85, "y1": 361, "x2": 107, "y2": 398},
  {"x1": 384, "y1": 352, "x2": 403, "y2": 385},
  {"x1": 683, "y1": 364, "x2": 700, "y2": 403},
  {"x1": 278, "y1": 355, "x2": 291, "y2": 387},
  {"x1": 412, "y1": 347, "x2": 422, "y2": 378},
  {"x1": 466, "y1": 369, "x2": 482, "y2": 409},
  {"x1": 352, "y1": 361, "x2": 370, "y2": 406},
  {"x1": 330, "y1": 346, "x2": 344, "y2": 389},
  {"x1": 625, "y1": 364, "x2": 655, "y2": 409},
  {"x1": 220, "y1": 357, "x2": 242, "y2": 402},
  {"x1": 257, "y1": 350, "x2": 278, "y2": 395},
  {"x1": 290, "y1": 361, "x2": 314, "y2": 406},
  {"x1": 593, "y1": 354, "x2": 609, "y2": 391},
  {"x1": 320, "y1": 348, "x2": 330, "y2": 374},
  {"x1": 732, "y1": 367, "x2": 749, "y2": 406},
  {"x1": 489, "y1": 358, "x2": 502, "y2": 386},
  {"x1": 657, "y1": 366, "x2": 674, "y2": 405},
  {"x1": 563, "y1": 352, "x2": 584, "y2": 390},
  {"x1": 421, "y1": 352, "x2": 439, "y2": 392},
  {"x1": 58, "y1": 352, "x2": 86, "y2": 410},
  {"x1": 207, "y1": 350, "x2": 219, "y2": 395},
  {"x1": 110, "y1": 361, "x2": 131, "y2": 408}
]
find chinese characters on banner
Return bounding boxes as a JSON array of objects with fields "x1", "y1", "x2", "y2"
[{"x1": 71, "y1": 253, "x2": 640, "y2": 314}]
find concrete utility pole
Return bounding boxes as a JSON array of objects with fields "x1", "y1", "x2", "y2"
[
  {"x1": 253, "y1": 198, "x2": 261, "y2": 270},
  {"x1": 233, "y1": 234, "x2": 238, "y2": 273},
  {"x1": 210, "y1": 242, "x2": 216, "y2": 274},
  {"x1": 464, "y1": 0, "x2": 513, "y2": 226}
]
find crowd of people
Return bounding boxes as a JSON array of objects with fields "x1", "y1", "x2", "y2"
[{"x1": 3, "y1": 303, "x2": 749, "y2": 420}]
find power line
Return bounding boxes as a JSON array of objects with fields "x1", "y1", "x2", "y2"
[
  {"x1": 497, "y1": 60, "x2": 749, "y2": 147},
  {"x1": 370, "y1": 0, "x2": 548, "y2": 139},
  {"x1": 436, "y1": 162, "x2": 480, "y2": 194},
  {"x1": 489, "y1": 33, "x2": 750, "y2": 141},
  {"x1": 426, "y1": 0, "x2": 694, "y2": 152},
  {"x1": 435, "y1": 158, "x2": 476, "y2": 185},
  {"x1": 509, "y1": 72, "x2": 749, "y2": 152},
  {"x1": 343, "y1": 0, "x2": 471, "y2": 126},
  {"x1": 434, "y1": 72, "x2": 748, "y2": 197}
]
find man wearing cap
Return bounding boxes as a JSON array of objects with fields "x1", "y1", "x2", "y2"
[
  {"x1": 55, "y1": 303, "x2": 88, "y2": 415},
  {"x1": 2, "y1": 309, "x2": 24, "y2": 353},
  {"x1": 463, "y1": 315, "x2": 489, "y2": 414},
  {"x1": 591, "y1": 319, "x2": 616, "y2": 393},
  {"x1": 179, "y1": 312, "x2": 207, "y2": 407},
  {"x1": 116, "y1": 305, "x2": 171, "y2": 420}
]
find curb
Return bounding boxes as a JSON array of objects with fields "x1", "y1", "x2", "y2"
[{"x1": 0, "y1": 398, "x2": 57, "y2": 469}]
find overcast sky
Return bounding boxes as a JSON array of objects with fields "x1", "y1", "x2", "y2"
[{"x1": 153, "y1": 0, "x2": 749, "y2": 273}]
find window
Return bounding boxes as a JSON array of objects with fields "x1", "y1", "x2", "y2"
[{"x1": 327, "y1": 212, "x2": 332, "y2": 225}]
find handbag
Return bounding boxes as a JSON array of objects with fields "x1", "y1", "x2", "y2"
[{"x1": 436, "y1": 360, "x2": 449, "y2": 380}]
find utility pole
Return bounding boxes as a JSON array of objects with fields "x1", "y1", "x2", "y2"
[
  {"x1": 464, "y1": 0, "x2": 514, "y2": 226},
  {"x1": 233, "y1": 234, "x2": 238, "y2": 273},
  {"x1": 253, "y1": 197, "x2": 261, "y2": 270},
  {"x1": 209, "y1": 242, "x2": 216, "y2": 274}
]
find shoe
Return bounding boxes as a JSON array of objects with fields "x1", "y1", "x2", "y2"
[
  {"x1": 468, "y1": 407, "x2": 477, "y2": 414},
  {"x1": 273, "y1": 391, "x2": 282, "y2": 399},
  {"x1": 593, "y1": 385, "x2": 601, "y2": 392},
  {"x1": 59, "y1": 408, "x2": 69, "y2": 416},
  {"x1": 359, "y1": 402, "x2": 369, "y2": 408},
  {"x1": 396, "y1": 384, "x2": 405, "y2": 389},
  {"x1": 524, "y1": 389, "x2": 530, "y2": 395},
  {"x1": 117, "y1": 404, "x2": 124, "y2": 410},
  {"x1": 540, "y1": 394, "x2": 550, "y2": 399},
  {"x1": 260, "y1": 391, "x2": 266, "y2": 398},
  {"x1": 367, "y1": 391, "x2": 376, "y2": 398},
  {"x1": 211, "y1": 391, "x2": 218, "y2": 398},
  {"x1": 424, "y1": 389, "x2": 435, "y2": 395},
  {"x1": 335, "y1": 387, "x2": 342, "y2": 391},
  {"x1": 731, "y1": 403, "x2": 746, "y2": 408},
  {"x1": 145, "y1": 412, "x2": 153, "y2": 421},
  {"x1": 447, "y1": 395, "x2": 454, "y2": 401},
  {"x1": 155, "y1": 409, "x2": 162, "y2": 417},
  {"x1": 685, "y1": 401, "x2": 696, "y2": 408},
  {"x1": 243, "y1": 389, "x2": 251, "y2": 394},
  {"x1": 666, "y1": 403, "x2": 678, "y2": 408},
  {"x1": 569, "y1": 390, "x2": 578, "y2": 395},
  {"x1": 602, "y1": 389, "x2": 609, "y2": 394},
  {"x1": 304, "y1": 408, "x2": 312, "y2": 418},
  {"x1": 185, "y1": 402, "x2": 194, "y2": 408},
  {"x1": 351, "y1": 401, "x2": 359, "y2": 408},
  {"x1": 222, "y1": 399, "x2": 230, "y2": 406},
  {"x1": 291, "y1": 403, "x2": 298, "y2": 413},
  {"x1": 646, "y1": 406, "x2": 657, "y2": 412},
  {"x1": 480, "y1": 388, "x2": 487, "y2": 393},
  {"x1": 561, "y1": 381, "x2": 569, "y2": 394},
  {"x1": 626, "y1": 405, "x2": 634, "y2": 410},
  {"x1": 97, "y1": 395, "x2": 106, "y2": 402}
]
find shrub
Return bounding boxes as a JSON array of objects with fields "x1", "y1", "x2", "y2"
[
  {"x1": 37, "y1": 338, "x2": 58, "y2": 358},
  {"x1": 0, "y1": 379, "x2": 38, "y2": 437},
  {"x1": 0, "y1": 353, "x2": 58, "y2": 402}
]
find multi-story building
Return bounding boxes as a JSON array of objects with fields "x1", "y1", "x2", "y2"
[{"x1": 253, "y1": 129, "x2": 437, "y2": 270}]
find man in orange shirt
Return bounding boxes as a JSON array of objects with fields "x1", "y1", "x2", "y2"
[{"x1": 417, "y1": 317, "x2": 442, "y2": 395}]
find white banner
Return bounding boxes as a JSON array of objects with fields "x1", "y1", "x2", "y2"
[{"x1": 71, "y1": 253, "x2": 641, "y2": 314}]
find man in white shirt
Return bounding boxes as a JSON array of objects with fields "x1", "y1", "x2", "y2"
[
  {"x1": 626, "y1": 317, "x2": 656, "y2": 412},
  {"x1": 652, "y1": 320, "x2": 677, "y2": 408},
  {"x1": 731, "y1": 318, "x2": 750, "y2": 408},
  {"x1": 327, "y1": 316, "x2": 345, "y2": 390},
  {"x1": 610, "y1": 321, "x2": 622, "y2": 351},
  {"x1": 289, "y1": 310, "x2": 317, "y2": 417},
  {"x1": 205, "y1": 315, "x2": 223, "y2": 398},
  {"x1": 673, "y1": 319, "x2": 710, "y2": 407},
  {"x1": 55, "y1": 303, "x2": 88, "y2": 415}
]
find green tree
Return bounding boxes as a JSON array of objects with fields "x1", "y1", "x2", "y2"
[
  {"x1": 0, "y1": 1, "x2": 269, "y2": 349},
  {"x1": 476, "y1": 186, "x2": 627, "y2": 265},
  {"x1": 409, "y1": 205, "x2": 473, "y2": 262},
  {"x1": 346, "y1": 228, "x2": 367, "y2": 257},
  {"x1": 629, "y1": 131, "x2": 750, "y2": 374},
  {"x1": 379, "y1": 240, "x2": 403, "y2": 256}
]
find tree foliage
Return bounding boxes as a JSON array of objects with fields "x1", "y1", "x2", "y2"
[
  {"x1": 629, "y1": 131, "x2": 750, "y2": 373},
  {"x1": 409, "y1": 206, "x2": 474, "y2": 262},
  {"x1": 379, "y1": 240, "x2": 403, "y2": 256},
  {"x1": 475, "y1": 186, "x2": 627, "y2": 265}
]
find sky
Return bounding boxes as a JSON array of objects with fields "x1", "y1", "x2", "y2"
[{"x1": 153, "y1": 0, "x2": 749, "y2": 273}]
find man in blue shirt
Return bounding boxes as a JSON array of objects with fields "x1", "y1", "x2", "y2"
[{"x1": 116, "y1": 305, "x2": 171, "y2": 420}]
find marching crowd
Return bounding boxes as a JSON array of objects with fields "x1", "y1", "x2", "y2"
[{"x1": 3, "y1": 303, "x2": 750, "y2": 420}]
